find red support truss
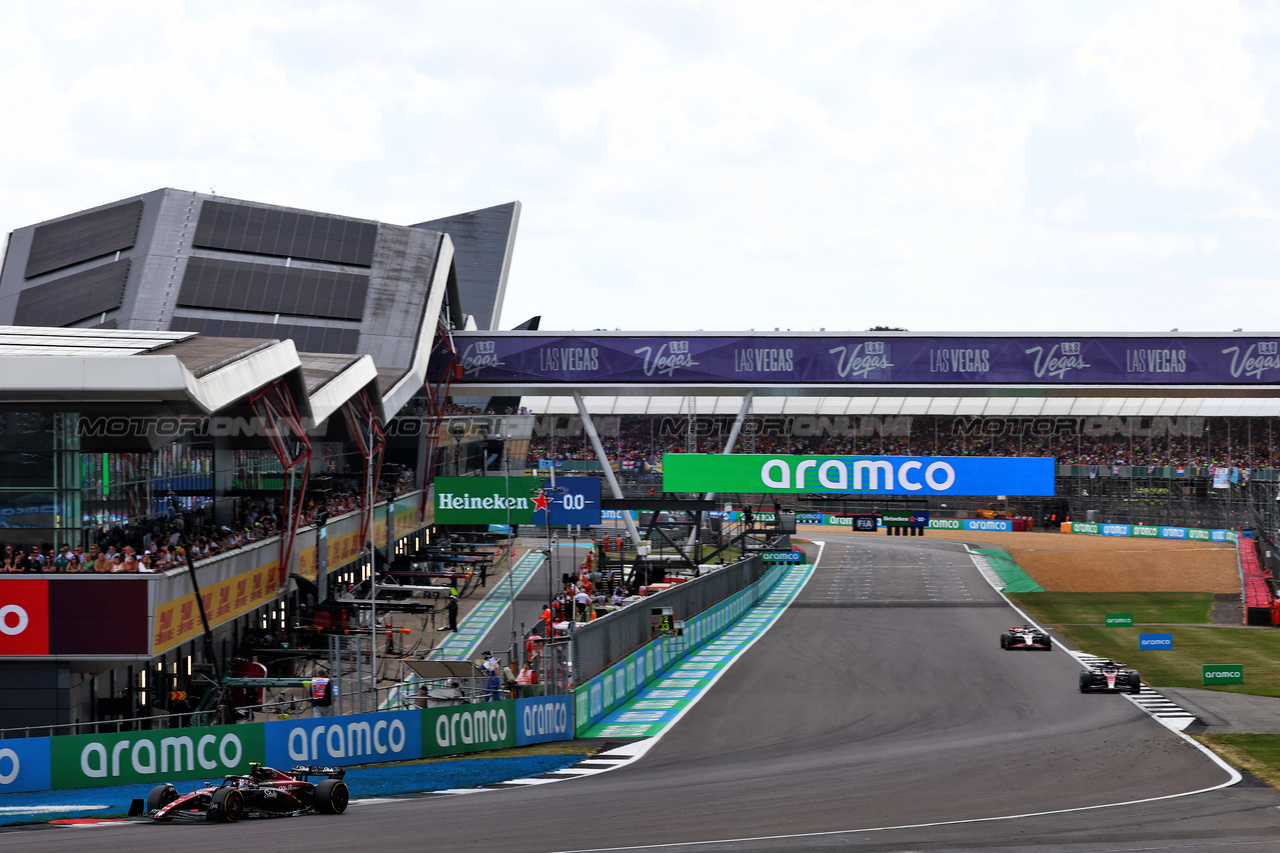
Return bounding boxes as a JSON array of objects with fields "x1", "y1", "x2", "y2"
[
  {"x1": 248, "y1": 380, "x2": 312, "y2": 590},
  {"x1": 419, "y1": 321, "x2": 460, "y2": 524},
  {"x1": 341, "y1": 388, "x2": 385, "y2": 550}
]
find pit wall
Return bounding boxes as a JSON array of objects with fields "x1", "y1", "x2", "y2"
[
  {"x1": 0, "y1": 695, "x2": 573, "y2": 794},
  {"x1": 1063, "y1": 521, "x2": 1237, "y2": 542},
  {"x1": 572, "y1": 562, "x2": 788, "y2": 737}
]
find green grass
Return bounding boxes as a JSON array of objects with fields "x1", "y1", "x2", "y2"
[
  {"x1": 1011, "y1": 592, "x2": 1280, "y2": 697},
  {"x1": 1008, "y1": 591, "x2": 1214, "y2": 625},
  {"x1": 1042, "y1": 625, "x2": 1280, "y2": 698},
  {"x1": 1194, "y1": 734, "x2": 1280, "y2": 788}
]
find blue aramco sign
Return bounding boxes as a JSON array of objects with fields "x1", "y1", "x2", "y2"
[{"x1": 1139, "y1": 633, "x2": 1173, "y2": 650}]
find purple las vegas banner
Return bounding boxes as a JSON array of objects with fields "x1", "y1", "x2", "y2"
[{"x1": 444, "y1": 334, "x2": 1280, "y2": 385}]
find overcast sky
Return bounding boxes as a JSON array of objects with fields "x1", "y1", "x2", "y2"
[{"x1": 2, "y1": 1, "x2": 1278, "y2": 334}]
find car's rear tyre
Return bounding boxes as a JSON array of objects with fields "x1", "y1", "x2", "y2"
[
  {"x1": 1079, "y1": 671, "x2": 1092, "y2": 693},
  {"x1": 315, "y1": 778, "x2": 349, "y2": 815},
  {"x1": 1128, "y1": 671, "x2": 1142, "y2": 693},
  {"x1": 147, "y1": 783, "x2": 178, "y2": 812},
  {"x1": 210, "y1": 787, "x2": 245, "y2": 823},
  {"x1": 1000, "y1": 633, "x2": 1011, "y2": 649}
]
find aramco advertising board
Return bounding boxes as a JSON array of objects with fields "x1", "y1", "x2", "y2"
[{"x1": 662, "y1": 455, "x2": 1055, "y2": 496}]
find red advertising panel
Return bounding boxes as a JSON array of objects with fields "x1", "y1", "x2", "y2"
[{"x1": 0, "y1": 580, "x2": 50, "y2": 655}]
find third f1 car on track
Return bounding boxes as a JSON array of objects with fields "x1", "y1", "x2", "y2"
[
  {"x1": 1079, "y1": 660, "x2": 1142, "y2": 694},
  {"x1": 1000, "y1": 625, "x2": 1052, "y2": 651},
  {"x1": 130, "y1": 763, "x2": 349, "y2": 822}
]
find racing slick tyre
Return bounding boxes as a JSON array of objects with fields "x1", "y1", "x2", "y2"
[
  {"x1": 1041, "y1": 636, "x2": 1052, "y2": 651},
  {"x1": 147, "y1": 783, "x2": 178, "y2": 812},
  {"x1": 1000, "y1": 633, "x2": 1011, "y2": 649},
  {"x1": 210, "y1": 786, "x2": 245, "y2": 823},
  {"x1": 1128, "y1": 671, "x2": 1142, "y2": 694},
  {"x1": 1079, "y1": 671, "x2": 1093, "y2": 693},
  {"x1": 315, "y1": 778, "x2": 349, "y2": 815}
]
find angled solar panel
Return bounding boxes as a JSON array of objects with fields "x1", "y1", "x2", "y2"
[
  {"x1": 193, "y1": 200, "x2": 377, "y2": 266},
  {"x1": 177, "y1": 257, "x2": 369, "y2": 320},
  {"x1": 24, "y1": 199, "x2": 143, "y2": 278},
  {"x1": 14, "y1": 259, "x2": 131, "y2": 326},
  {"x1": 170, "y1": 315, "x2": 360, "y2": 355}
]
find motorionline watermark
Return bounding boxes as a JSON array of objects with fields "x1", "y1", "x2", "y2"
[{"x1": 75, "y1": 415, "x2": 334, "y2": 440}]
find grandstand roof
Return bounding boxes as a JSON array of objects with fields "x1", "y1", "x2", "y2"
[{"x1": 0, "y1": 325, "x2": 384, "y2": 425}]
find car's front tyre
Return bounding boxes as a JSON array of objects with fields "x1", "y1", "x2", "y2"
[
  {"x1": 147, "y1": 783, "x2": 178, "y2": 812},
  {"x1": 210, "y1": 787, "x2": 245, "y2": 823}
]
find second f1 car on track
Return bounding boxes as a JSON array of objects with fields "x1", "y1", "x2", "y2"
[
  {"x1": 1000, "y1": 625, "x2": 1052, "y2": 651},
  {"x1": 130, "y1": 763, "x2": 349, "y2": 822},
  {"x1": 1079, "y1": 660, "x2": 1142, "y2": 694}
]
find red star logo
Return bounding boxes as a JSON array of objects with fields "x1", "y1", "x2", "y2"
[{"x1": 532, "y1": 491, "x2": 551, "y2": 513}]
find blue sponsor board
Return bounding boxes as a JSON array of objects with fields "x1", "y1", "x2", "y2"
[
  {"x1": 0, "y1": 737, "x2": 50, "y2": 793},
  {"x1": 1101, "y1": 523, "x2": 1131, "y2": 536},
  {"x1": 516, "y1": 696, "x2": 573, "y2": 745},
  {"x1": 1159, "y1": 526, "x2": 1188, "y2": 539},
  {"x1": 761, "y1": 550, "x2": 803, "y2": 563},
  {"x1": 535, "y1": 477, "x2": 602, "y2": 525},
  {"x1": 795, "y1": 512, "x2": 825, "y2": 524},
  {"x1": 1139, "y1": 633, "x2": 1174, "y2": 650},
  {"x1": 962, "y1": 514, "x2": 1013, "y2": 527},
  {"x1": 265, "y1": 710, "x2": 421, "y2": 768}
]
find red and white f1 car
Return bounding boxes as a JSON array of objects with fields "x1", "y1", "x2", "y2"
[
  {"x1": 1079, "y1": 660, "x2": 1142, "y2": 694},
  {"x1": 129, "y1": 763, "x2": 349, "y2": 823},
  {"x1": 999, "y1": 625, "x2": 1052, "y2": 651}
]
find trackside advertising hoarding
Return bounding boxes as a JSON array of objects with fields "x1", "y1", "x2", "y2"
[
  {"x1": 1068, "y1": 522, "x2": 1236, "y2": 542},
  {"x1": 36, "y1": 697, "x2": 571, "y2": 794},
  {"x1": 0, "y1": 736, "x2": 51, "y2": 794},
  {"x1": 662, "y1": 454, "x2": 1055, "y2": 496},
  {"x1": 266, "y1": 710, "x2": 421, "y2": 768},
  {"x1": 435, "y1": 477, "x2": 602, "y2": 525},
  {"x1": 50, "y1": 724, "x2": 263, "y2": 789}
]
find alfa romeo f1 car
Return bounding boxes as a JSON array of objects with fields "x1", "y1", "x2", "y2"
[
  {"x1": 129, "y1": 763, "x2": 349, "y2": 822},
  {"x1": 1079, "y1": 660, "x2": 1142, "y2": 694},
  {"x1": 999, "y1": 625, "x2": 1052, "y2": 651}
]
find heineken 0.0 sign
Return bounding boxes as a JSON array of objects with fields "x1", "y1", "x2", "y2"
[
  {"x1": 435, "y1": 477, "x2": 603, "y2": 525},
  {"x1": 435, "y1": 477, "x2": 543, "y2": 524},
  {"x1": 661, "y1": 454, "x2": 1054, "y2": 496}
]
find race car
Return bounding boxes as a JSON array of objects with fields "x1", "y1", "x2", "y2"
[
  {"x1": 999, "y1": 625, "x2": 1052, "y2": 651},
  {"x1": 129, "y1": 763, "x2": 349, "y2": 823},
  {"x1": 1079, "y1": 660, "x2": 1142, "y2": 694}
]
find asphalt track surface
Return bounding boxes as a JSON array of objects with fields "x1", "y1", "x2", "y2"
[{"x1": 10, "y1": 534, "x2": 1280, "y2": 852}]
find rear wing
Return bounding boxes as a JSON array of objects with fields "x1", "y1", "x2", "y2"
[{"x1": 291, "y1": 764, "x2": 346, "y2": 780}]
